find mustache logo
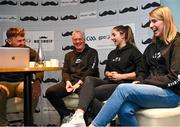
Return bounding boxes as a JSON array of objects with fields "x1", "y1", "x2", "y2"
[
  {"x1": 46, "y1": 124, "x2": 58, "y2": 126},
  {"x1": 0, "y1": 0, "x2": 17, "y2": 5},
  {"x1": 141, "y1": 21, "x2": 150, "y2": 28},
  {"x1": 41, "y1": 1, "x2": 59, "y2": 6},
  {"x1": 141, "y1": 2, "x2": 160, "y2": 10},
  {"x1": 99, "y1": 10, "x2": 117, "y2": 17},
  {"x1": 62, "y1": 45, "x2": 74, "y2": 50},
  {"x1": 60, "y1": 15, "x2": 77, "y2": 20},
  {"x1": 41, "y1": 16, "x2": 58, "y2": 21},
  {"x1": 80, "y1": 0, "x2": 97, "y2": 4},
  {"x1": 62, "y1": 31, "x2": 73, "y2": 37},
  {"x1": 43, "y1": 78, "x2": 60, "y2": 83},
  {"x1": 20, "y1": 1, "x2": 38, "y2": 6},
  {"x1": 20, "y1": 16, "x2": 38, "y2": 21},
  {"x1": 39, "y1": 36, "x2": 48, "y2": 39},
  {"x1": 119, "y1": 6, "x2": 138, "y2": 14},
  {"x1": 34, "y1": 109, "x2": 40, "y2": 113},
  {"x1": 142, "y1": 38, "x2": 152, "y2": 44},
  {"x1": 100, "y1": 60, "x2": 107, "y2": 65}
]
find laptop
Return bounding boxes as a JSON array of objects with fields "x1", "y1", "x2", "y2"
[{"x1": 0, "y1": 47, "x2": 30, "y2": 68}]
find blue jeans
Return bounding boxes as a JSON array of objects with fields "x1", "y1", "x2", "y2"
[{"x1": 91, "y1": 83, "x2": 180, "y2": 126}]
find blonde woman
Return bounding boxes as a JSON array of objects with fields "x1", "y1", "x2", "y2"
[{"x1": 89, "y1": 6, "x2": 180, "y2": 127}]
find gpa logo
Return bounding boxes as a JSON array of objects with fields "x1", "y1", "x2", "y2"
[
  {"x1": 86, "y1": 36, "x2": 97, "y2": 41},
  {"x1": 98, "y1": 35, "x2": 110, "y2": 40}
]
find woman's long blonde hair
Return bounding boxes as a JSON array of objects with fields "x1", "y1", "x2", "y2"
[{"x1": 149, "y1": 6, "x2": 177, "y2": 44}]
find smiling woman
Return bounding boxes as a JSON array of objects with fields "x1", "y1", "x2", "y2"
[
  {"x1": 149, "y1": 6, "x2": 177, "y2": 44},
  {"x1": 89, "y1": 6, "x2": 180, "y2": 127}
]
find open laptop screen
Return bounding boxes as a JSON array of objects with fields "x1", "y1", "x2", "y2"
[{"x1": 0, "y1": 47, "x2": 30, "y2": 68}]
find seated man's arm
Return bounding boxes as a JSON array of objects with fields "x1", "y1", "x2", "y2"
[
  {"x1": 62, "y1": 53, "x2": 71, "y2": 83},
  {"x1": 80, "y1": 49, "x2": 99, "y2": 81}
]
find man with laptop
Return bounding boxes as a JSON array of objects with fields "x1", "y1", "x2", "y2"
[{"x1": 0, "y1": 27, "x2": 42, "y2": 125}]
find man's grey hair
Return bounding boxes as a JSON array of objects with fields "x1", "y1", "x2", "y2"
[{"x1": 72, "y1": 30, "x2": 85, "y2": 39}]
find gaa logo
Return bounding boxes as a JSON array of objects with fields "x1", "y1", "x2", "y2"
[{"x1": 86, "y1": 36, "x2": 96, "y2": 41}]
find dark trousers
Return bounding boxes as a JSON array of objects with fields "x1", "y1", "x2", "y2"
[
  {"x1": 45, "y1": 77, "x2": 118, "y2": 122},
  {"x1": 78, "y1": 76, "x2": 119, "y2": 116},
  {"x1": 45, "y1": 82, "x2": 79, "y2": 120}
]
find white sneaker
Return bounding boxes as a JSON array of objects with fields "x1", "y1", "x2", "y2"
[
  {"x1": 61, "y1": 112, "x2": 86, "y2": 127},
  {"x1": 61, "y1": 113, "x2": 74, "y2": 124}
]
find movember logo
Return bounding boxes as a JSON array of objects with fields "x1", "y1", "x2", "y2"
[
  {"x1": 99, "y1": 10, "x2": 117, "y2": 17},
  {"x1": 62, "y1": 31, "x2": 73, "y2": 37},
  {"x1": 100, "y1": 59, "x2": 107, "y2": 65},
  {"x1": 0, "y1": 0, "x2": 17, "y2": 5},
  {"x1": 141, "y1": 2, "x2": 160, "y2": 10},
  {"x1": 60, "y1": 15, "x2": 77, "y2": 20},
  {"x1": 41, "y1": 16, "x2": 58, "y2": 21},
  {"x1": 20, "y1": 1, "x2": 38, "y2": 6},
  {"x1": 142, "y1": 38, "x2": 152, "y2": 44},
  {"x1": 41, "y1": 1, "x2": 59, "y2": 6},
  {"x1": 62, "y1": 45, "x2": 74, "y2": 51},
  {"x1": 39, "y1": 36, "x2": 48, "y2": 39},
  {"x1": 142, "y1": 20, "x2": 150, "y2": 28},
  {"x1": 80, "y1": 0, "x2": 97, "y2": 4},
  {"x1": 20, "y1": 16, "x2": 38, "y2": 21},
  {"x1": 119, "y1": 6, "x2": 138, "y2": 14}
]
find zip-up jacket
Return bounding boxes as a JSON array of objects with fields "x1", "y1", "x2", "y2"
[
  {"x1": 62, "y1": 44, "x2": 99, "y2": 85},
  {"x1": 137, "y1": 32, "x2": 180, "y2": 95},
  {"x1": 104, "y1": 43, "x2": 142, "y2": 84}
]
